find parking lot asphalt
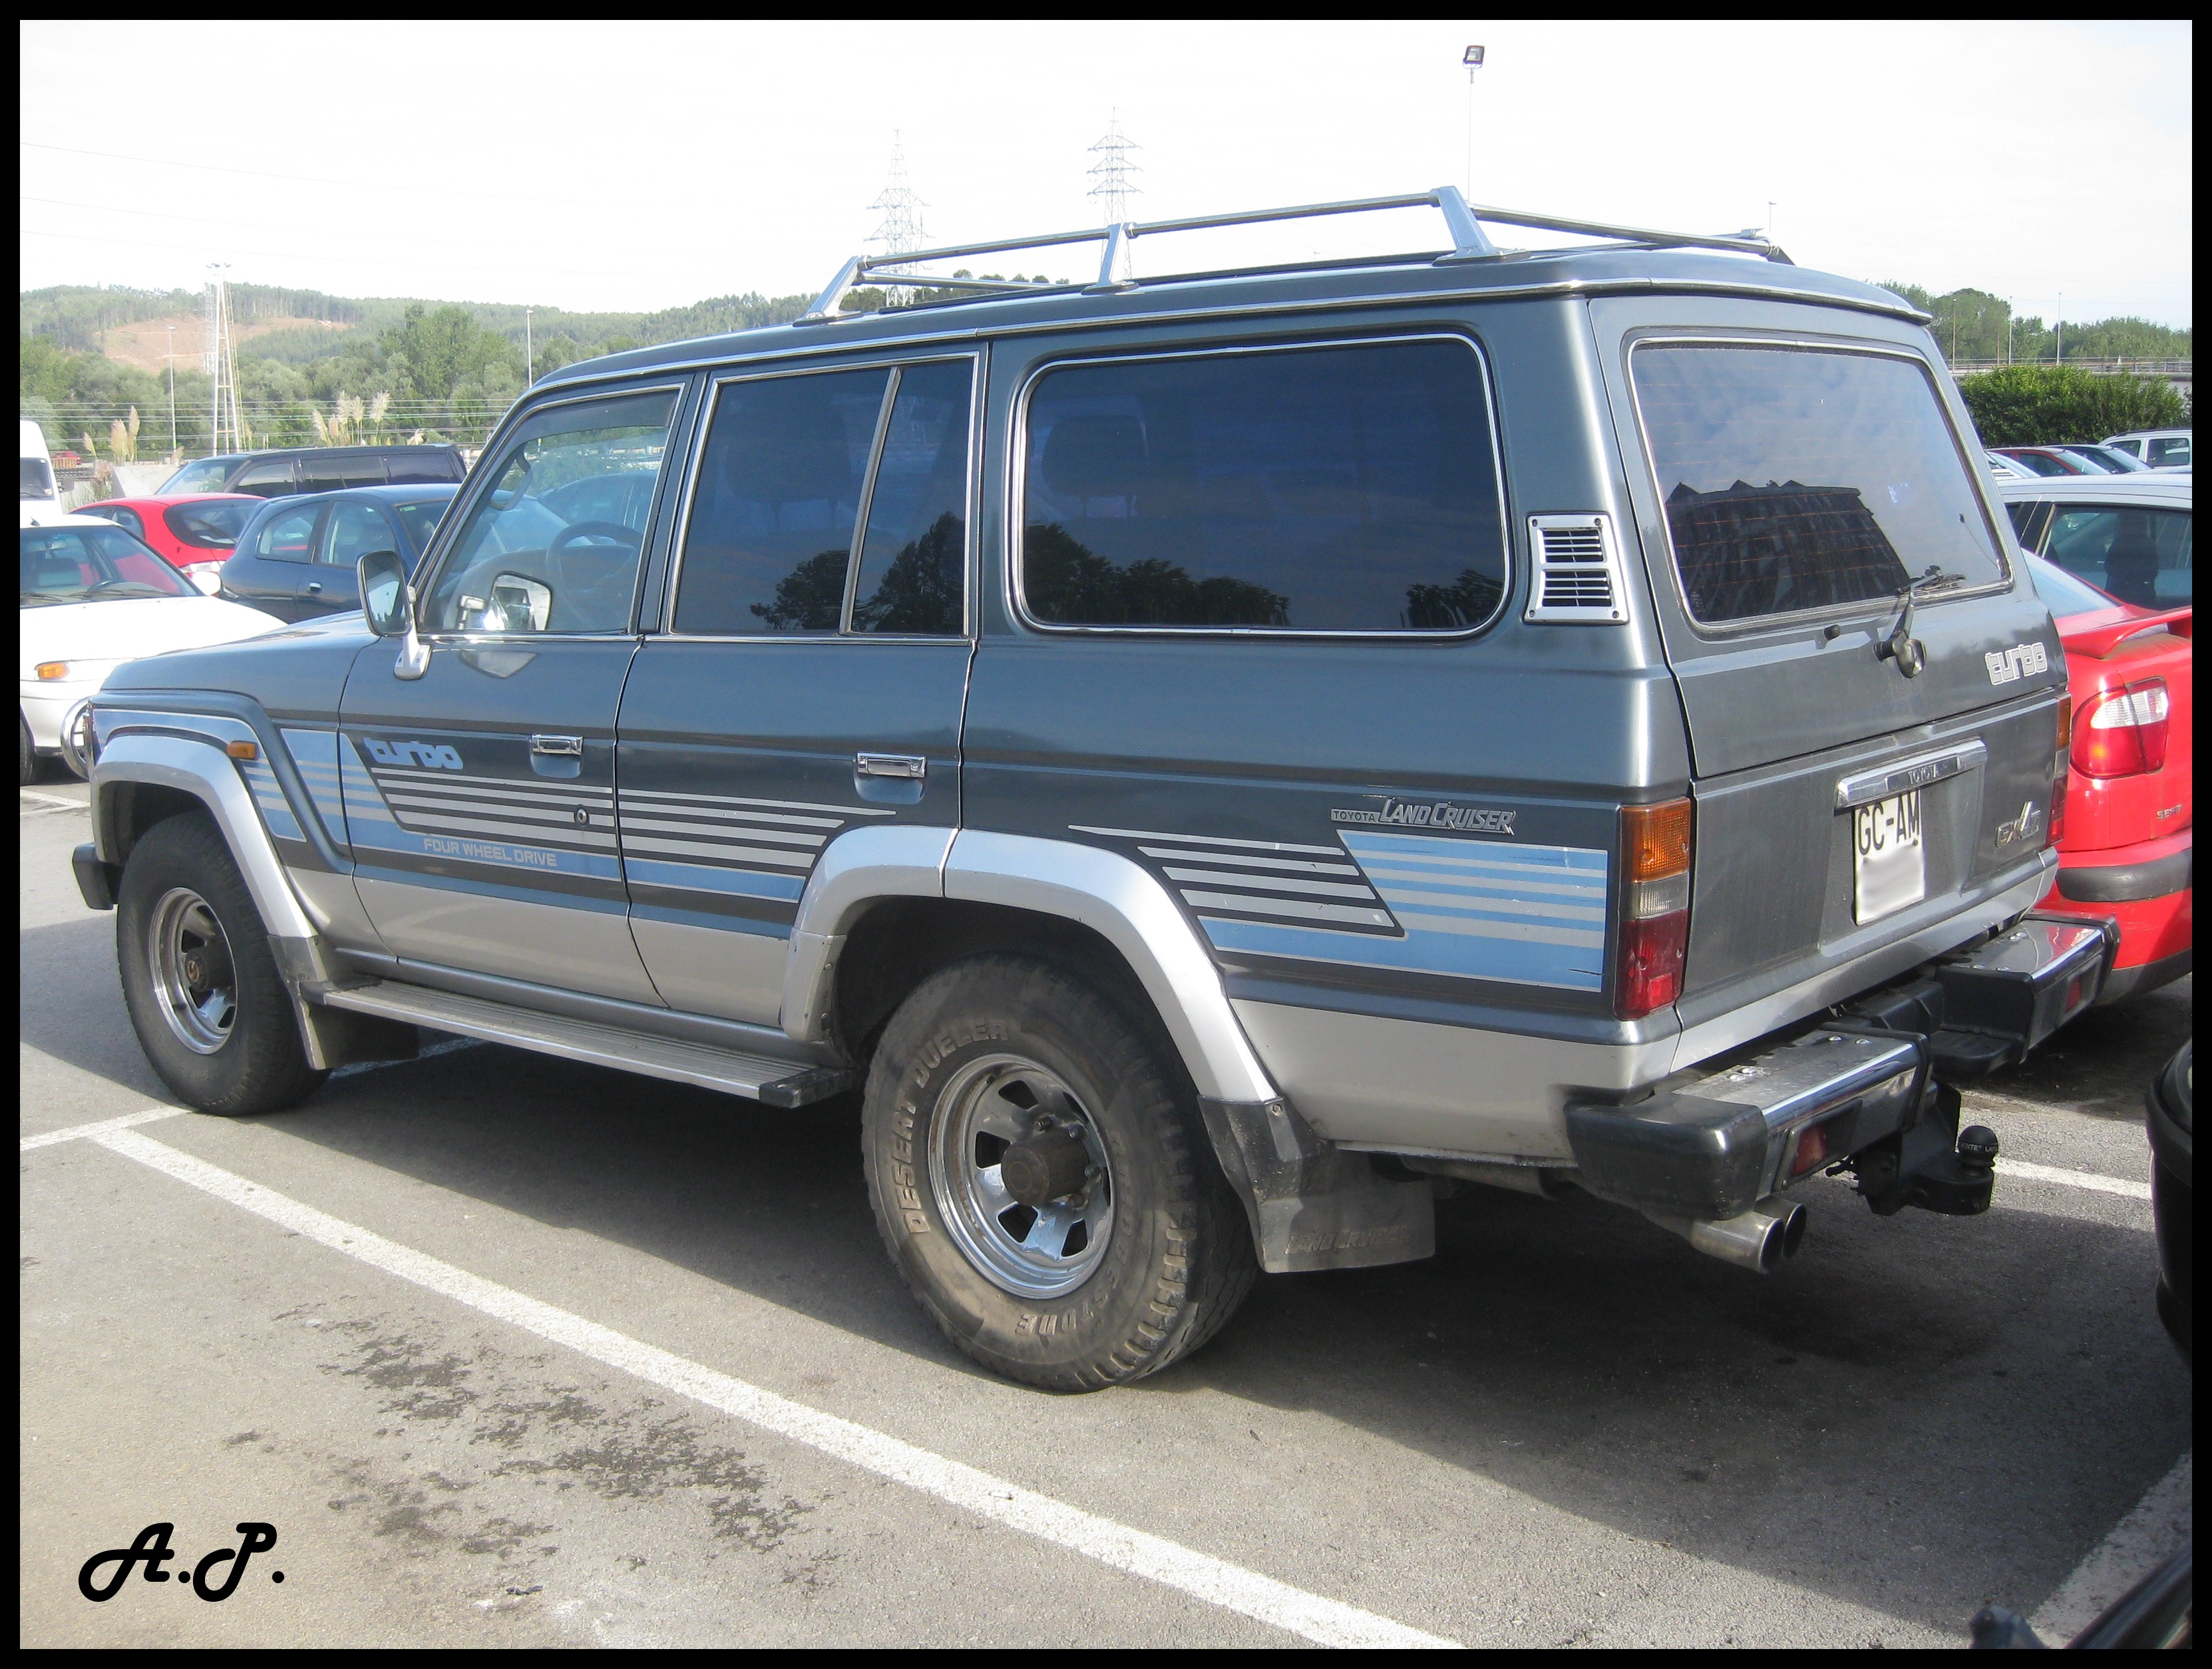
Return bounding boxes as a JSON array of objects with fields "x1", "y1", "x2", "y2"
[{"x1": 20, "y1": 777, "x2": 2192, "y2": 1647}]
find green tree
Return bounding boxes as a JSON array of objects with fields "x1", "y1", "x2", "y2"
[
  {"x1": 1956, "y1": 365, "x2": 2187, "y2": 447},
  {"x1": 381, "y1": 304, "x2": 516, "y2": 399}
]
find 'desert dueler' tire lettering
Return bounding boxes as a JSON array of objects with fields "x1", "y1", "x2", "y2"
[{"x1": 862, "y1": 953, "x2": 1256, "y2": 1392}]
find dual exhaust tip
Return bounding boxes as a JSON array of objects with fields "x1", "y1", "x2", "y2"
[{"x1": 1646, "y1": 1201, "x2": 1807, "y2": 1274}]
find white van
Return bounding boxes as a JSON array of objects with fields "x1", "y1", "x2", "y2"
[{"x1": 20, "y1": 420, "x2": 61, "y2": 526}]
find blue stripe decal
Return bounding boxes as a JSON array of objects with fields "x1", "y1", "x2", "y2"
[
  {"x1": 1191, "y1": 827, "x2": 1610, "y2": 992},
  {"x1": 622, "y1": 856, "x2": 807, "y2": 902},
  {"x1": 629, "y1": 900, "x2": 793, "y2": 939},
  {"x1": 339, "y1": 735, "x2": 620, "y2": 880},
  {"x1": 237, "y1": 759, "x2": 304, "y2": 842},
  {"x1": 279, "y1": 727, "x2": 348, "y2": 849}
]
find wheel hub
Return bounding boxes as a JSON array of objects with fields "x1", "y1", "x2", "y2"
[
  {"x1": 927, "y1": 1053, "x2": 1115, "y2": 1299},
  {"x1": 148, "y1": 886, "x2": 238, "y2": 1055}
]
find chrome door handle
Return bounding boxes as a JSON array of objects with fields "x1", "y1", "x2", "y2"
[
  {"x1": 304, "y1": 581, "x2": 323, "y2": 592},
  {"x1": 854, "y1": 752, "x2": 926, "y2": 780},
  {"x1": 530, "y1": 734, "x2": 584, "y2": 757}
]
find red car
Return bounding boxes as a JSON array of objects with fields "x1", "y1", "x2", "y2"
[
  {"x1": 2029, "y1": 553, "x2": 2193, "y2": 1002},
  {"x1": 72, "y1": 494, "x2": 260, "y2": 588}
]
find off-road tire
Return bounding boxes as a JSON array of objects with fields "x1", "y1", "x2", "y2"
[
  {"x1": 862, "y1": 953, "x2": 1258, "y2": 1391},
  {"x1": 115, "y1": 811, "x2": 327, "y2": 1116}
]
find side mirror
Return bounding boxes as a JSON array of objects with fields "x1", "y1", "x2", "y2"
[
  {"x1": 357, "y1": 549, "x2": 429, "y2": 679},
  {"x1": 192, "y1": 570, "x2": 222, "y2": 596}
]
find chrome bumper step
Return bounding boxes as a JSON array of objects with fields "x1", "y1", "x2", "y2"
[{"x1": 318, "y1": 982, "x2": 856, "y2": 1108}]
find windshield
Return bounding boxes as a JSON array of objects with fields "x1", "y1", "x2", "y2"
[
  {"x1": 393, "y1": 496, "x2": 452, "y2": 553},
  {"x1": 160, "y1": 458, "x2": 235, "y2": 494},
  {"x1": 1633, "y1": 344, "x2": 2009, "y2": 626},
  {"x1": 2028, "y1": 552, "x2": 2120, "y2": 617},
  {"x1": 164, "y1": 499, "x2": 256, "y2": 548},
  {"x1": 21, "y1": 524, "x2": 194, "y2": 605},
  {"x1": 21, "y1": 456, "x2": 56, "y2": 500}
]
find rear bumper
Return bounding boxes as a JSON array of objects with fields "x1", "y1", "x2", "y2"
[
  {"x1": 2040, "y1": 829, "x2": 2191, "y2": 990},
  {"x1": 1566, "y1": 916, "x2": 2114, "y2": 1219}
]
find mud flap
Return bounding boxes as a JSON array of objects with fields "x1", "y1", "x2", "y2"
[{"x1": 1197, "y1": 1097, "x2": 1435, "y2": 1274}]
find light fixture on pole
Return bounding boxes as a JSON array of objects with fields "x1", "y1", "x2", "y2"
[{"x1": 1463, "y1": 45, "x2": 1485, "y2": 197}]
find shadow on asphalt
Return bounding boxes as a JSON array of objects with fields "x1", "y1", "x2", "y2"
[{"x1": 23, "y1": 904, "x2": 2191, "y2": 1637}]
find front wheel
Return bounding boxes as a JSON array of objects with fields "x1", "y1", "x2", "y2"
[
  {"x1": 862, "y1": 954, "x2": 1256, "y2": 1391},
  {"x1": 115, "y1": 812, "x2": 327, "y2": 1115}
]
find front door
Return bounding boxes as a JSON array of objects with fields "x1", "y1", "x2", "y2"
[
  {"x1": 222, "y1": 498, "x2": 325, "y2": 622},
  {"x1": 618, "y1": 355, "x2": 977, "y2": 1024},
  {"x1": 339, "y1": 383, "x2": 686, "y2": 1005}
]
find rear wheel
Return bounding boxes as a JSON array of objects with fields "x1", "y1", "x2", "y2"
[
  {"x1": 862, "y1": 953, "x2": 1256, "y2": 1391},
  {"x1": 115, "y1": 812, "x2": 326, "y2": 1115}
]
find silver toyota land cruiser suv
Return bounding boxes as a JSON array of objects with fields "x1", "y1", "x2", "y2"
[{"x1": 77, "y1": 190, "x2": 2113, "y2": 1391}]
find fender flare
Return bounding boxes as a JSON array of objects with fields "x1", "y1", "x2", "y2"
[
  {"x1": 782, "y1": 825, "x2": 1278, "y2": 1105},
  {"x1": 91, "y1": 730, "x2": 345, "y2": 993}
]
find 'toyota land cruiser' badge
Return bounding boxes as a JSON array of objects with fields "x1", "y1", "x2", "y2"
[{"x1": 1332, "y1": 797, "x2": 1515, "y2": 835}]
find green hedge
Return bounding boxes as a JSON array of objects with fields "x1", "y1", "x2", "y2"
[{"x1": 1957, "y1": 365, "x2": 2187, "y2": 448}]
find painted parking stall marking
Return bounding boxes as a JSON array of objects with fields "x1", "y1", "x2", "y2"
[{"x1": 57, "y1": 1126, "x2": 1459, "y2": 1650}]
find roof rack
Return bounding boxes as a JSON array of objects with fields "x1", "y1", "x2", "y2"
[{"x1": 799, "y1": 184, "x2": 1789, "y2": 322}]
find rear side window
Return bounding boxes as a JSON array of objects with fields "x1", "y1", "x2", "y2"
[
  {"x1": 164, "y1": 500, "x2": 253, "y2": 548},
  {"x1": 386, "y1": 450, "x2": 463, "y2": 484},
  {"x1": 252, "y1": 502, "x2": 320, "y2": 562},
  {"x1": 2043, "y1": 505, "x2": 2191, "y2": 607},
  {"x1": 2147, "y1": 437, "x2": 2191, "y2": 468},
  {"x1": 301, "y1": 454, "x2": 387, "y2": 494},
  {"x1": 1019, "y1": 338, "x2": 1505, "y2": 632},
  {"x1": 1634, "y1": 345, "x2": 2007, "y2": 626},
  {"x1": 675, "y1": 368, "x2": 889, "y2": 634},
  {"x1": 160, "y1": 459, "x2": 232, "y2": 494},
  {"x1": 232, "y1": 459, "x2": 296, "y2": 497},
  {"x1": 392, "y1": 497, "x2": 451, "y2": 552},
  {"x1": 83, "y1": 505, "x2": 146, "y2": 539}
]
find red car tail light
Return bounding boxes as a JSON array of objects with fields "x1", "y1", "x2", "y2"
[
  {"x1": 2050, "y1": 700, "x2": 2070, "y2": 846},
  {"x1": 2073, "y1": 679, "x2": 2171, "y2": 778},
  {"x1": 1615, "y1": 798, "x2": 1692, "y2": 1021}
]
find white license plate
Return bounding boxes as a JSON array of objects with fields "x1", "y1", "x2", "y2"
[{"x1": 1852, "y1": 789, "x2": 1925, "y2": 924}]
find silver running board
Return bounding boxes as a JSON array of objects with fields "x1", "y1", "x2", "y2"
[{"x1": 319, "y1": 981, "x2": 856, "y2": 1108}]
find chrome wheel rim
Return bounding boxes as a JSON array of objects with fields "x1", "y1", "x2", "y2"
[
  {"x1": 927, "y1": 1052, "x2": 1114, "y2": 1298},
  {"x1": 148, "y1": 886, "x2": 237, "y2": 1055}
]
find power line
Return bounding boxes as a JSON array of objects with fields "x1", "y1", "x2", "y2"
[{"x1": 18, "y1": 223, "x2": 642, "y2": 282}]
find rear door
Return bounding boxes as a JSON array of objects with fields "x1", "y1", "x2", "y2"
[
  {"x1": 1591, "y1": 297, "x2": 2068, "y2": 1027},
  {"x1": 615, "y1": 355, "x2": 976, "y2": 1025},
  {"x1": 220, "y1": 498, "x2": 326, "y2": 620},
  {"x1": 339, "y1": 383, "x2": 685, "y2": 1005}
]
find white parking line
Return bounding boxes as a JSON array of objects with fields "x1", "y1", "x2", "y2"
[
  {"x1": 71, "y1": 1127, "x2": 1458, "y2": 1650},
  {"x1": 19, "y1": 1105, "x2": 185, "y2": 1151},
  {"x1": 18, "y1": 789, "x2": 87, "y2": 814},
  {"x1": 1994, "y1": 1157, "x2": 2153, "y2": 1201},
  {"x1": 2030, "y1": 1453, "x2": 2192, "y2": 1642}
]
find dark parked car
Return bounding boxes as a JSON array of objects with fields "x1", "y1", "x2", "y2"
[
  {"x1": 158, "y1": 445, "x2": 466, "y2": 500},
  {"x1": 219, "y1": 484, "x2": 457, "y2": 622}
]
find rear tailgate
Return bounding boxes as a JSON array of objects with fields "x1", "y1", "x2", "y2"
[{"x1": 1590, "y1": 295, "x2": 2066, "y2": 1045}]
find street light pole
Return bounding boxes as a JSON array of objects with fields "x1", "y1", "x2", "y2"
[
  {"x1": 165, "y1": 322, "x2": 176, "y2": 455},
  {"x1": 2055, "y1": 291, "x2": 2063, "y2": 363},
  {"x1": 1463, "y1": 45, "x2": 1485, "y2": 196},
  {"x1": 524, "y1": 305, "x2": 533, "y2": 387}
]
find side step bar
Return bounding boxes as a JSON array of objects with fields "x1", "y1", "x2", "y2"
[{"x1": 319, "y1": 982, "x2": 857, "y2": 1109}]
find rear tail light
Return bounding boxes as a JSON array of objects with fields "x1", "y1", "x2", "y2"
[
  {"x1": 1615, "y1": 798, "x2": 1692, "y2": 1020},
  {"x1": 2073, "y1": 679, "x2": 2170, "y2": 778}
]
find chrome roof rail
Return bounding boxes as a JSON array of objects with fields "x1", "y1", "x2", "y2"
[{"x1": 797, "y1": 185, "x2": 1790, "y2": 323}]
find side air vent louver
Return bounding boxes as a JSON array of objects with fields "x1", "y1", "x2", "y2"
[{"x1": 1524, "y1": 514, "x2": 1630, "y2": 624}]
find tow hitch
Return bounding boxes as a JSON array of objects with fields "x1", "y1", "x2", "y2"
[{"x1": 1839, "y1": 1083, "x2": 2000, "y2": 1216}]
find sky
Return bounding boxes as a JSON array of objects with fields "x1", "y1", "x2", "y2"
[{"x1": 18, "y1": 20, "x2": 2194, "y2": 327}]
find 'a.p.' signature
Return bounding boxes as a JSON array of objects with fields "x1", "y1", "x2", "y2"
[{"x1": 78, "y1": 1522, "x2": 283, "y2": 1602}]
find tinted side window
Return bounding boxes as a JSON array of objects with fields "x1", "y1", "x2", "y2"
[
  {"x1": 1020, "y1": 339, "x2": 1505, "y2": 632},
  {"x1": 84, "y1": 505, "x2": 146, "y2": 539},
  {"x1": 1634, "y1": 345, "x2": 2006, "y2": 626},
  {"x1": 850, "y1": 361, "x2": 970, "y2": 634},
  {"x1": 675, "y1": 369, "x2": 888, "y2": 634},
  {"x1": 232, "y1": 459, "x2": 296, "y2": 497},
  {"x1": 301, "y1": 454, "x2": 387, "y2": 494},
  {"x1": 423, "y1": 390, "x2": 675, "y2": 634},
  {"x1": 252, "y1": 503, "x2": 321, "y2": 562},
  {"x1": 2147, "y1": 437, "x2": 2191, "y2": 468},
  {"x1": 386, "y1": 450, "x2": 462, "y2": 484}
]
